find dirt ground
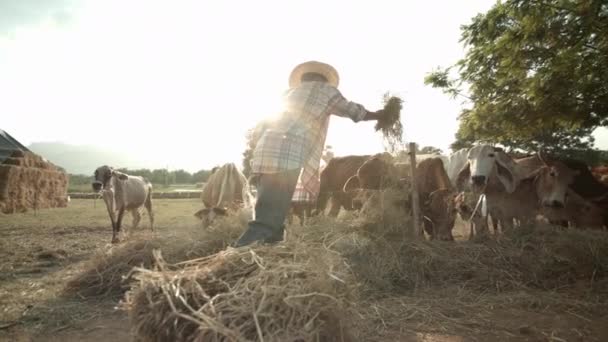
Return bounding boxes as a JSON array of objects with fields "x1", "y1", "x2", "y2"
[{"x1": 1, "y1": 199, "x2": 607, "y2": 341}]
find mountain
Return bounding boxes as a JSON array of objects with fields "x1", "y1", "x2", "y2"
[{"x1": 27, "y1": 142, "x2": 155, "y2": 175}]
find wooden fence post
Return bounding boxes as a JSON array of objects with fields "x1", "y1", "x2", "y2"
[{"x1": 408, "y1": 142, "x2": 423, "y2": 238}]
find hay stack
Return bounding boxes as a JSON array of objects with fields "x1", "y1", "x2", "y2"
[
  {"x1": 124, "y1": 241, "x2": 357, "y2": 342},
  {"x1": 0, "y1": 150, "x2": 68, "y2": 213}
]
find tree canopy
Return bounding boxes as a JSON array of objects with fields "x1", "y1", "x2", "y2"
[{"x1": 425, "y1": 0, "x2": 608, "y2": 155}]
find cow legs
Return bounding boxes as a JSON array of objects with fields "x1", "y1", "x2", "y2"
[
  {"x1": 297, "y1": 210, "x2": 305, "y2": 226},
  {"x1": 500, "y1": 217, "x2": 514, "y2": 231},
  {"x1": 144, "y1": 191, "x2": 154, "y2": 231},
  {"x1": 286, "y1": 207, "x2": 294, "y2": 225},
  {"x1": 305, "y1": 202, "x2": 312, "y2": 218},
  {"x1": 131, "y1": 209, "x2": 142, "y2": 230},
  {"x1": 104, "y1": 203, "x2": 118, "y2": 243},
  {"x1": 293, "y1": 204, "x2": 306, "y2": 226},
  {"x1": 328, "y1": 196, "x2": 341, "y2": 217},
  {"x1": 490, "y1": 215, "x2": 500, "y2": 235},
  {"x1": 112, "y1": 207, "x2": 126, "y2": 243},
  {"x1": 468, "y1": 221, "x2": 475, "y2": 241},
  {"x1": 549, "y1": 219, "x2": 568, "y2": 228}
]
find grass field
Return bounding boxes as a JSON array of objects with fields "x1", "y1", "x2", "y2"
[
  {"x1": 0, "y1": 199, "x2": 203, "y2": 342},
  {"x1": 0, "y1": 199, "x2": 607, "y2": 341}
]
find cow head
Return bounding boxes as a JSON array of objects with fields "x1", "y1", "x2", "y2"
[
  {"x1": 528, "y1": 151, "x2": 579, "y2": 209},
  {"x1": 453, "y1": 191, "x2": 489, "y2": 228},
  {"x1": 422, "y1": 188, "x2": 458, "y2": 241},
  {"x1": 345, "y1": 155, "x2": 407, "y2": 192},
  {"x1": 456, "y1": 145, "x2": 518, "y2": 194},
  {"x1": 344, "y1": 156, "x2": 410, "y2": 210},
  {"x1": 194, "y1": 207, "x2": 228, "y2": 228},
  {"x1": 92, "y1": 165, "x2": 128, "y2": 192},
  {"x1": 454, "y1": 192, "x2": 476, "y2": 221}
]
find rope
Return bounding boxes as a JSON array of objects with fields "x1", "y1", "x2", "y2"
[{"x1": 468, "y1": 193, "x2": 487, "y2": 223}]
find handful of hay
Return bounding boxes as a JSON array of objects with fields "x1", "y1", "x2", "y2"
[{"x1": 374, "y1": 93, "x2": 404, "y2": 152}]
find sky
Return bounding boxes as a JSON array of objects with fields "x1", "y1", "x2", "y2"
[{"x1": 2, "y1": 0, "x2": 608, "y2": 172}]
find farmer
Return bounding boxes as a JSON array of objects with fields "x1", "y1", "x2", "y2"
[{"x1": 234, "y1": 61, "x2": 384, "y2": 247}]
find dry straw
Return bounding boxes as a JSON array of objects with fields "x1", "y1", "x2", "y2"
[
  {"x1": 64, "y1": 215, "x2": 246, "y2": 299},
  {"x1": 374, "y1": 93, "x2": 404, "y2": 152},
  {"x1": 123, "y1": 240, "x2": 358, "y2": 342},
  {"x1": 62, "y1": 186, "x2": 608, "y2": 341}
]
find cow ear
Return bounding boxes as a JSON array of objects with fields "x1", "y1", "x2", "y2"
[
  {"x1": 494, "y1": 153, "x2": 518, "y2": 193},
  {"x1": 194, "y1": 208, "x2": 209, "y2": 219},
  {"x1": 112, "y1": 170, "x2": 128, "y2": 180},
  {"x1": 537, "y1": 150, "x2": 552, "y2": 166},
  {"x1": 343, "y1": 175, "x2": 361, "y2": 192},
  {"x1": 455, "y1": 162, "x2": 471, "y2": 191},
  {"x1": 213, "y1": 207, "x2": 228, "y2": 216},
  {"x1": 521, "y1": 167, "x2": 542, "y2": 182}
]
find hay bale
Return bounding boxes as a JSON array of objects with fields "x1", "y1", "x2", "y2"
[
  {"x1": 0, "y1": 151, "x2": 68, "y2": 213},
  {"x1": 124, "y1": 242, "x2": 357, "y2": 342}
]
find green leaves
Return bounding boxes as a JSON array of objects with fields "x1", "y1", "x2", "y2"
[{"x1": 429, "y1": 0, "x2": 608, "y2": 156}]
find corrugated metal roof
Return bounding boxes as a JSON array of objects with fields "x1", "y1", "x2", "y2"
[{"x1": 0, "y1": 129, "x2": 30, "y2": 163}]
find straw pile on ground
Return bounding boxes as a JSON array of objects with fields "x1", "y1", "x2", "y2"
[
  {"x1": 121, "y1": 198, "x2": 608, "y2": 341},
  {"x1": 0, "y1": 150, "x2": 68, "y2": 214},
  {"x1": 64, "y1": 216, "x2": 246, "y2": 299},
  {"x1": 62, "y1": 184, "x2": 608, "y2": 340},
  {"x1": 124, "y1": 244, "x2": 357, "y2": 342}
]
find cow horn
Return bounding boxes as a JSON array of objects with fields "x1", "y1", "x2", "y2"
[{"x1": 537, "y1": 150, "x2": 550, "y2": 166}]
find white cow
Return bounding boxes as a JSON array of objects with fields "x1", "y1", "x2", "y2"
[
  {"x1": 446, "y1": 146, "x2": 518, "y2": 236},
  {"x1": 92, "y1": 165, "x2": 154, "y2": 243},
  {"x1": 454, "y1": 147, "x2": 578, "y2": 232}
]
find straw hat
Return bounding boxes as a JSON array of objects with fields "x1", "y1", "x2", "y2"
[{"x1": 288, "y1": 61, "x2": 340, "y2": 88}]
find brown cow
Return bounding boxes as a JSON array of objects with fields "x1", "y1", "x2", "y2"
[
  {"x1": 416, "y1": 158, "x2": 457, "y2": 241},
  {"x1": 422, "y1": 188, "x2": 458, "y2": 241},
  {"x1": 287, "y1": 202, "x2": 313, "y2": 225},
  {"x1": 458, "y1": 151, "x2": 578, "y2": 231},
  {"x1": 454, "y1": 191, "x2": 491, "y2": 239},
  {"x1": 345, "y1": 156, "x2": 457, "y2": 241},
  {"x1": 543, "y1": 190, "x2": 605, "y2": 230},
  {"x1": 314, "y1": 153, "x2": 391, "y2": 217}
]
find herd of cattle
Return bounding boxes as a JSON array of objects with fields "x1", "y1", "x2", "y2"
[{"x1": 91, "y1": 144, "x2": 608, "y2": 243}]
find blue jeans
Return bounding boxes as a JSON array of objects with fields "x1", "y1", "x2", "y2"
[{"x1": 234, "y1": 169, "x2": 301, "y2": 247}]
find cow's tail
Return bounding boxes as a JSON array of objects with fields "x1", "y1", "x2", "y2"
[{"x1": 145, "y1": 181, "x2": 153, "y2": 206}]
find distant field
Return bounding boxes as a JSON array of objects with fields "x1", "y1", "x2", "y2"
[{"x1": 68, "y1": 183, "x2": 201, "y2": 193}]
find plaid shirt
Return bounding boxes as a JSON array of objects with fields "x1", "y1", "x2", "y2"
[{"x1": 251, "y1": 81, "x2": 368, "y2": 200}]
